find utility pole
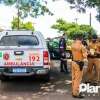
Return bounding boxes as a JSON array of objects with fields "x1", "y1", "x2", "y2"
[
  {"x1": 17, "y1": 0, "x2": 20, "y2": 30},
  {"x1": 89, "y1": 12, "x2": 91, "y2": 26},
  {"x1": 89, "y1": 12, "x2": 92, "y2": 39}
]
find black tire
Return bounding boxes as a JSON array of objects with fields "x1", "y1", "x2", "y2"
[
  {"x1": 0, "y1": 76, "x2": 9, "y2": 82},
  {"x1": 42, "y1": 73, "x2": 50, "y2": 82}
]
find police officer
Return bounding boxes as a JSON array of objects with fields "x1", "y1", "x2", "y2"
[
  {"x1": 86, "y1": 34, "x2": 100, "y2": 84},
  {"x1": 71, "y1": 34, "x2": 87, "y2": 98},
  {"x1": 82, "y1": 37, "x2": 88, "y2": 49},
  {"x1": 59, "y1": 33, "x2": 69, "y2": 73},
  {"x1": 96, "y1": 37, "x2": 100, "y2": 83}
]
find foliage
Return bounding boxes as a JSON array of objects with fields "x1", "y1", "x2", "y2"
[
  {"x1": 51, "y1": 18, "x2": 96, "y2": 39},
  {"x1": 65, "y1": 0, "x2": 100, "y2": 22},
  {"x1": 11, "y1": 17, "x2": 34, "y2": 31},
  {"x1": 53, "y1": 0, "x2": 100, "y2": 22},
  {"x1": 1, "y1": 0, "x2": 100, "y2": 21},
  {"x1": 0, "y1": 0, "x2": 53, "y2": 18},
  {"x1": 66, "y1": 0, "x2": 100, "y2": 11}
]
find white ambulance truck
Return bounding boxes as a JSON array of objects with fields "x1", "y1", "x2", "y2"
[{"x1": 0, "y1": 30, "x2": 50, "y2": 81}]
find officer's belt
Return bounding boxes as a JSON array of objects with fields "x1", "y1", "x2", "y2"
[
  {"x1": 72, "y1": 60, "x2": 84, "y2": 71},
  {"x1": 88, "y1": 54, "x2": 100, "y2": 58}
]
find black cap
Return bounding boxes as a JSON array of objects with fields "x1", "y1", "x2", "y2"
[
  {"x1": 73, "y1": 34, "x2": 83, "y2": 40},
  {"x1": 92, "y1": 34, "x2": 97, "y2": 39}
]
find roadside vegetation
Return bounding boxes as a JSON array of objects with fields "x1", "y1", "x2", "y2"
[
  {"x1": 51, "y1": 18, "x2": 96, "y2": 39},
  {"x1": 11, "y1": 17, "x2": 34, "y2": 31}
]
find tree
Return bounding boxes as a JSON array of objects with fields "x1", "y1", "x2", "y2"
[
  {"x1": 53, "y1": 0, "x2": 100, "y2": 22},
  {"x1": 65, "y1": 0, "x2": 100, "y2": 22},
  {"x1": 65, "y1": 0, "x2": 100, "y2": 11},
  {"x1": 51, "y1": 19, "x2": 96, "y2": 39},
  {"x1": 11, "y1": 17, "x2": 34, "y2": 31},
  {"x1": 0, "y1": 0, "x2": 53, "y2": 29},
  {"x1": 22, "y1": 22, "x2": 34, "y2": 30},
  {"x1": 0, "y1": 0, "x2": 53, "y2": 18},
  {"x1": 1, "y1": 0, "x2": 100, "y2": 22}
]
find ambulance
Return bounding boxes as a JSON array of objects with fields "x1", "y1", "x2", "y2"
[{"x1": 0, "y1": 30, "x2": 50, "y2": 81}]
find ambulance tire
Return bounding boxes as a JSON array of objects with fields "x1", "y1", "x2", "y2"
[
  {"x1": 0, "y1": 76, "x2": 9, "y2": 82},
  {"x1": 43, "y1": 73, "x2": 50, "y2": 82}
]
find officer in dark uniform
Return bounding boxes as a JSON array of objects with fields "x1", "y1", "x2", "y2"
[{"x1": 59, "y1": 33, "x2": 69, "y2": 73}]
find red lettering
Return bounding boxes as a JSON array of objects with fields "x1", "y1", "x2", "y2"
[
  {"x1": 36, "y1": 56, "x2": 40, "y2": 61},
  {"x1": 32, "y1": 56, "x2": 35, "y2": 61},
  {"x1": 29, "y1": 55, "x2": 40, "y2": 62},
  {"x1": 4, "y1": 61, "x2": 34, "y2": 66}
]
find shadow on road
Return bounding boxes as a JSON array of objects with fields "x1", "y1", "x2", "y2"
[{"x1": 0, "y1": 67, "x2": 72, "y2": 96}]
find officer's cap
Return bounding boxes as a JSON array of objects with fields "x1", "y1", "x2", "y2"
[
  {"x1": 73, "y1": 34, "x2": 83, "y2": 40},
  {"x1": 92, "y1": 34, "x2": 97, "y2": 40}
]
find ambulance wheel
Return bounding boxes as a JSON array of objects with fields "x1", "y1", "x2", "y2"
[
  {"x1": 0, "y1": 76, "x2": 9, "y2": 82},
  {"x1": 42, "y1": 73, "x2": 50, "y2": 82}
]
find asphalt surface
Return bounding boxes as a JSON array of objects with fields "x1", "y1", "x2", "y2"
[{"x1": 0, "y1": 60, "x2": 100, "y2": 100}]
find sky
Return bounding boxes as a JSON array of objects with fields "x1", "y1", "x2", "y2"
[{"x1": 0, "y1": 0, "x2": 100, "y2": 38}]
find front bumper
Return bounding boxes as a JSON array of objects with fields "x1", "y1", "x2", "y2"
[{"x1": 0, "y1": 67, "x2": 49, "y2": 77}]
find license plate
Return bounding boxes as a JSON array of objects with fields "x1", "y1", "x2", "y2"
[{"x1": 13, "y1": 68, "x2": 26, "y2": 73}]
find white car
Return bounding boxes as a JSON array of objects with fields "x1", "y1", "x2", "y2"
[{"x1": 0, "y1": 30, "x2": 50, "y2": 81}]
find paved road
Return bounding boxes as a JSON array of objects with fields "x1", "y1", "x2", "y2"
[{"x1": 0, "y1": 60, "x2": 100, "y2": 100}]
